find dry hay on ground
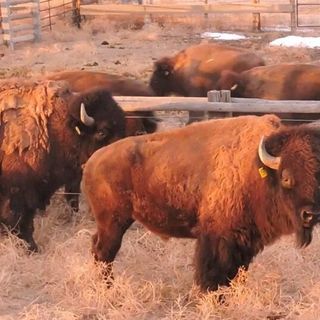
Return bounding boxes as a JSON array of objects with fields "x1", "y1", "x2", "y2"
[
  {"x1": 1, "y1": 14, "x2": 320, "y2": 320},
  {"x1": 1, "y1": 198, "x2": 320, "y2": 319}
]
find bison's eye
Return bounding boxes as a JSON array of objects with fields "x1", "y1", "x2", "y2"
[
  {"x1": 96, "y1": 128, "x2": 110, "y2": 140},
  {"x1": 281, "y1": 168, "x2": 295, "y2": 189}
]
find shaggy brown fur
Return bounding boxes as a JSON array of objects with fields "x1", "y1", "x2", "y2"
[
  {"x1": 218, "y1": 63, "x2": 320, "y2": 100},
  {"x1": 149, "y1": 43, "x2": 265, "y2": 124},
  {"x1": 149, "y1": 43, "x2": 265, "y2": 97},
  {"x1": 46, "y1": 70, "x2": 160, "y2": 211},
  {"x1": 82, "y1": 115, "x2": 320, "y2": 292},
  {"x1": 217, "y1": 63, "x2": 320, "y2": 125},
  {"x1": 46, "y1": 71, "x2": 159, "y2": 136},
  {"x1": 0, "y1": 79, "x2": 126, "y2": 251}
]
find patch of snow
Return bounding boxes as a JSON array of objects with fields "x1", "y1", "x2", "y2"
[
  {"x1": 201, "y1": 32, "x2": 247, "y2": 40},
  {"x1": 270, "y1": 35, "x2": 320, "y2": 48}
]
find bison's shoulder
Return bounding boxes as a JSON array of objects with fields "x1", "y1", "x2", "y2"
[{"x1": 0, "y1": 79, "x2": 71, "y2": 162}]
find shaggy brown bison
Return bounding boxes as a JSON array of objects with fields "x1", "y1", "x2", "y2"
[
  {"x1": 0, "y1": 80, "x2": 126, "y2": 251},
  {"x1": 218, "y1": 63, "x2": 320, "y2": 100},
  {"x1": 82, "y1": 114, "x2": 320, "y2": 292},
  {"x1": 47, "y1": 70, "x2": 160, "y2": 210},
  {"x1": 46, "y1": 71, "x2": 158, "y2": 136},
  {"x1": 149, "y1": 43, "x2": 265, "y2": 97}
]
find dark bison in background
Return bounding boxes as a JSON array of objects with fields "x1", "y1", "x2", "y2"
[
  {"x1": 82, "y1": 114, "x2": 320, "y2": 292},
  {"x1": 149, "y1": 43, "x2": 265, "y2": 97},
  {"x1": 46, "y1": 70, "x2": 160, "y2": 211},
  {"x1": 218, "y1": 63, "x2": 320, "y2": 100},
  {"x1": 46, "y1": 70, "x2": 158, "y2": 136},
  {"x1": 0, "y1": 79, "x2": 126, "y2": 251},
  {"x1": 149, "y1": 43, "x2": 265, "y2": 123}
]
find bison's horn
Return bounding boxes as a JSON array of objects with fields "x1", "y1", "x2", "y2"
[
  {"x1": 258, "y1": 136, "x2": 280, "y2": 170},
  {"x1": 80, "y1": 103, "x2": 95, "y2": 127}
]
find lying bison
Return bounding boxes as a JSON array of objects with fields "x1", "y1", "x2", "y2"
[
  {"x1": 0, "y1": 80, "x2": 126, "y2": 251},
  {"x1": 218, "y1": 63, "x2": 320, "y2": 100},
  {"x1": 47, "y1": 70, "x2": 160, "y2": 210},
  {"x1": 82, "y1": 114, "x2": 320, "y2": 292}
]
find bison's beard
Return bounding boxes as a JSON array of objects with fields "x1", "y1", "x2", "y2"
[{"x1": 296, "y1": 226, "x2": 313, "y2": 248}]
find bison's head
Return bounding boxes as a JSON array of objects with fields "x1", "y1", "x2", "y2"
[
  {"x1": 68, "y1": 88, "x2": 126, "y2": 155},
  {"x1": 258, "y1": 129, "x2": 320, "y2": 247},
  {"x1": 217, "y1": 70, "x2": 244, "y2": 97},
  {"x1": 149, "y1": 57, "x2": 176, "y2": 96}
]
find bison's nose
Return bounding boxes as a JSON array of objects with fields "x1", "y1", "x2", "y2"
[{"x1": 301, "y1": 209, "x2": 320, "y2": 227}]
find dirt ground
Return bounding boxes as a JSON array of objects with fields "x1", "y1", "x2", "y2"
[{"x1": 1, "y1": 14, "x2": 320, "y2": 320}]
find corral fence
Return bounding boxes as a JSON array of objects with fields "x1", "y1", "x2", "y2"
[
  {"x1": 0, "y1": 0, "x2": 80, "y2": 48},
  {"x1": 114, "y1": 91, "x2": 320, "y2": 124},
  {"x1": 80, "y1": 0, "x2": 298, "y2": 32},
  {"x1": 1, "y1": 0, "x2": 319, "y2": 48},
  {"x1": 296, "y1": 0, "x2": 320, "y2": 27}
]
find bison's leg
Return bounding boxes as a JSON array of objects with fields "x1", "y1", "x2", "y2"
[
  {"x1": 64, "y1": 178, "x2": 81, "y2": 212},
  {"x1": 18, "y1": 210, "x2": 38, "y2": 252},
  {"x1": 92, "y1": 217, "x2": 134, "y2": 282},
  {"x1": 10, "y1": 192, "x2": 38, "y2": 251},
  {"x1": 194, "y1": 234, "x2": 250, "y2": 292},
  {"x1": 9, "y1": 188, "x2": 40, "y2": 252}
]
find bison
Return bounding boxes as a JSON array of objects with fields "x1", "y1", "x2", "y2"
[
  {"x1": 0, "y1": 79, "x2": 126, "y2": 251},
  {"x1": 46, "y1": 70, "x2": 158, "y2": 136},
  {"x1": 218, "y1": 63, "x2": 320, "y2": 100},
  {"x1": 149, "y1": 43, "x2": 265, "y2": 124},
  {"x1": 46, "y1": 70, "x2": 160, "y2": 210},
  {"x1": 149, "y1": 43, "x2": 265, "y2": 97},
  {"x1": 82, "y1": 114, "x2": 320, "y2": 292}
]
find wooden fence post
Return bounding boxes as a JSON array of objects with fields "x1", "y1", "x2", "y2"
[
  {"x1": 33, "y1": 0, "x2": 41, "y2": 40},
  {"x1": 207, "y1": 90, "x2": 232, "y2": 119},
  {"x1": 2, "y1": 0, "x2": 14, "y2": 49},
  {"x1": 290, "y1": 0, "x2": 297, "y2": 30},
  {"x1": 2, "y1": 0, "x2": 41, "y2": 49},
  {"x1": 72, "y1": 0, "x2": 81, "y2": 28},
  {"x1": 252, "y1": 0, "x2": 261, "y2": 31},
  {"x1": 206, "y1": 90, "x2": 220, "y2": 120}
]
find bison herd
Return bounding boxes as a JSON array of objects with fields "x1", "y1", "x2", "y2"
[{"x1": 1, "y1": 42, "x2": 320, "y2": 294}]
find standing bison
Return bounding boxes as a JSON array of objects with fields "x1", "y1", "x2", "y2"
[
  {"x1": 46, "y1": 71, "x2": 158, "y2": 136},
  {"x1": 82, "y1": 114, "x2": 320, "y2": 292},
  {"x1": 218, "y1": 63, "x2": 320, "y2": 100},
  {"x1": 46, "y1": 70, "x2": 160, "y2": 211},
  {"x1": 149, "y1": 43, "x2": 265, "y2": 97},
  {"x1": 149, "y1": 43, "x2": 265, "y2": 123},
  {"x1": 0, "y1": 79, "x2": 126, "y2": 251}
]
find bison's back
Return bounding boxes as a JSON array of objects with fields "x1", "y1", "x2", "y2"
[
  {"x1": 175, "y1": 43, "x2": 265, "y2": 75},
  {"x1": 47, "y1": 71, "x2": 154, "y2": 96},
  {"x1": 241, "y1": 63, "x2": 320, "y2": 100}
]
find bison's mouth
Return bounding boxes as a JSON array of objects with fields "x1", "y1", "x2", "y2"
[
  {"x1": 296, "y1": 207, "x2": 320, "y2": 248},
  {"x1": 300, "y1": 208, "x2": 320, "y2": 228}
]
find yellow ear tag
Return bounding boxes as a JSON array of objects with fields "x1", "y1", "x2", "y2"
[{"x1": 258, "y1": 167, "x2": 268, "y2": 179}]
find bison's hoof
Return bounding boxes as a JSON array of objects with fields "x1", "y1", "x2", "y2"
[{"x1": 26, "y1": 239, "x2": 39, "y2": 253}]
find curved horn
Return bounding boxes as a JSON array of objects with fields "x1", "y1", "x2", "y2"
[
  {"x1": 258, "y1": 136, "x2": 281, "y2": 170},
  {"x1": 80, "y1": 103, "x2": 95, "y2": 127}
]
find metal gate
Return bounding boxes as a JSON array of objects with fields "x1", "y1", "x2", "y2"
[{"x1": 296, "y1": 0, "x2": 320, "y2": 27}]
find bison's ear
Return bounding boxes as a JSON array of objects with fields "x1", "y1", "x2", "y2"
[
  {"x1": 264, "y1": 132, "x2": 290, "y2": 158},
  {"x1": 281, "y1": 168, "x2": 295, "y2": 189},
  {"x1": 155, "y1": 58, "x2": 173, "y2": 77}
]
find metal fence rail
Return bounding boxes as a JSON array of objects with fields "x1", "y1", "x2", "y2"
[{"x1": 39, "y1": 0, "x2": 75, "y2": 30}]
